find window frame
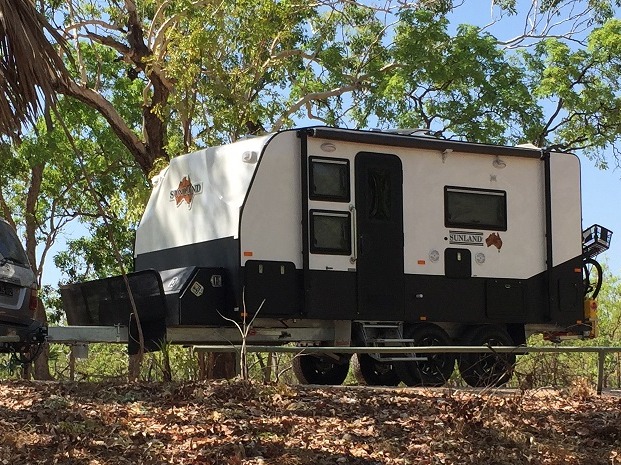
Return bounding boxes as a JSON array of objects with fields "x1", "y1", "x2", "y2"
[
  {"x1": 444, "y1": 186, "x2": 507, "y2": 231},
  {"x1": 308, "y1": 156, "x2": 350, "y2": 202},
  {"x1": 309, "y1": 209, "x2": 352, "y2": 255}
]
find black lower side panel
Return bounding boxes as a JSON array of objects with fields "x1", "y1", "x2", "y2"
[
  {"x1": 242, "y1": 256, "x2": 584, "y2": 329},
  {"x1": 241, "y1": 264, "x2": 358, "y2": 319},
  {"x1": 125, "y1": 250, "x2": 584, "y2": 330},
  {"x1": 135, "y1": 236, "x2": 239, "y2": 313},
  {"x1": 403, "y1": 274, "x2": 487, "y2": 323},
  {"x1": 243, "y1": 260, "x2": 302, "y2": 317},
  {"x1": 304, "y1": 270, "x2": 356, "y2": 319},
  {"x1": 241, "y1": 265, "x2": 357, "y2": 319},
  {"x1": 405, "y1": 256, "x2": 584, "y2": 326}
]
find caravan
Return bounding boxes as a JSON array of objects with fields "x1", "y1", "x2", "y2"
[{"x1": 62, "y1": 127, "x2": 611, "y2": 387}]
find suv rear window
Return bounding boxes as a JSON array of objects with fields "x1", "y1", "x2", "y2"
[{"x1": 0, "y1": 221, "x2": 29, "y2": 265}]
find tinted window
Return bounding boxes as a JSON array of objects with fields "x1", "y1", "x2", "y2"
[
  {"x1": 0, "y1": 221, "x2": 29, "y2": 265},
  {"x1": 310, "y1": 210, "x2": 351, "y2": 255},
  {"x1": 309, "y1": 157, "x2": 350, "y2": 202},
  {"x1": 445, "y1": 187, "x2": 507, "y2": 231}
]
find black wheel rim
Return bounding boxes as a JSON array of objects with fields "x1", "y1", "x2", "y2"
[{"x1": 417, "y1": 335, "x2": 450, "y2": 378}]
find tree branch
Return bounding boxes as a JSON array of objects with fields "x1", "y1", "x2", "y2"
[
  {"x1": 272, "y1": 84, "x2": 360, "y2": 131},
  {"x1": 64, "y1": 19, "x2": 124, "y2": 35},
  {"x1": 58, "y1": 80, "x2": 151, "y2": 174}
]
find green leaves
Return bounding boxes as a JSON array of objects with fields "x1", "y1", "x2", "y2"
[
  {"x1": 370, "y1": 10, "x2": 541, "y2": 145},
  {"x1": 159, "y1": 0, "x2": 316, "y2": 145},
  {"x1": 521, "y1": 18, "x2": 621, "y2": 159}
]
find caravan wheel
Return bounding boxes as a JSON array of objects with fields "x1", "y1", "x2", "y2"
[
  {"x1": 351, "y1": 354, "x2": 400, "y2": 386},
  {"x1": 292, "y1": 354, "x2": 350, "y2": 385},
  {"x1": 458, "y1": 325, "x2": 516, "y2": 388},
  {"x1": 393, "y1": 323, "x2": 455, "y2": 387}
]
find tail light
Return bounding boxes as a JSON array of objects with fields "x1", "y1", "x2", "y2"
[{"x1": 29, "y1": 287, "x2": 38, "y2": 314}]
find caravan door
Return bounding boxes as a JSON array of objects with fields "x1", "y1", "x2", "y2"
[{"x1": 354, "y1": 152, "x2": 404, "y2": 320}]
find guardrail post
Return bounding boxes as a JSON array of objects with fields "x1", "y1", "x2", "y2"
[
  {"x1": 69, "y1": 345, "x2": 76, "y2": 381},
  {"x1": 597, "y1": 350, "x2": 606, "y2": 395}
]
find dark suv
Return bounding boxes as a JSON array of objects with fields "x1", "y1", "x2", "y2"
[{"x1": 0, "y1": 218, "x2": 46, "y2": 352}]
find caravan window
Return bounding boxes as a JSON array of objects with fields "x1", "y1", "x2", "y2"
[
  {"x1": 445, "y1": 186, "x2": 507, "y2": 231},
  {"x1": 310, "y1": 210, "x2": 351, "y2": 255},
  {"x1": 309, "y1": 157, "x2": 350, "y2": 202}
]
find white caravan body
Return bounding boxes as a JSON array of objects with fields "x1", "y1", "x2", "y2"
[{"x1": 134, "y1": 127, "x2": 586, "y2": 340}]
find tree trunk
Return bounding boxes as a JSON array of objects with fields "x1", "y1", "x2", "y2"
[
  {"x1": 32, "y1": 298, "x2": 53, "y2": 380},
  {"x1": 207, "y1": 353, "x2": 236, "y2": 379},
  {"x1": 197, "y1": 351, "x2": 207, "y2": 380},
  {"x1": 128, "y1": 353, "x2": 141, "y2": 381},
  {"x1": 162, "y1": 347, "x2": 172, "y2": 381}
]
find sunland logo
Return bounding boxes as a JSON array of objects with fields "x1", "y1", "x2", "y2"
[
  {"x1": 169, "y1": 176, "x2": 202, "y2": 209},
  {"x1": 449, "y1": 231, "x2": 484, "y2": 246}
]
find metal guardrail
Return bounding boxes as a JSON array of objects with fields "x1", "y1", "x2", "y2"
[
  {"x1": 193, "y1": 344, "x2": 621, "y2": 395},
  {"x1": 46, "y1": 326, "x2": 621, "y2": 395}
]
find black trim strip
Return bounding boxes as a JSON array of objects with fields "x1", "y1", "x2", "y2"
[
  {"x1": 307, "y1": 127, "x2": 544, "y2": 159},
  {"x1": 543, "y1": 150, "x2": 554, "y2": 321},
  {"x1": 299, "y1": 131, "x2": 310, "y2": 315}
]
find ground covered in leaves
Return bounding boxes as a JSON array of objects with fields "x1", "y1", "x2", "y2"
[{"x1": 0, "y1": 380, "x2": 619, "y2": 464}]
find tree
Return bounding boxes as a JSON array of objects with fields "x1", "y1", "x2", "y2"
[
  {"x1": 360, "y1": 9, "x2": 543, "y2": 144},
  {"x1": 361, "y1": 6, "x2": 621, "y2": 163},
  {"x1": 3, "y1": 1, "x2": 621, "y2": 164},
  {"x1": 591, "y1": 265, "x2": 621, "y2": 387}
]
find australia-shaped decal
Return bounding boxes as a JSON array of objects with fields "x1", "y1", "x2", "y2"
[
  {"x1": 486, "y1": 232, "x2": 503, "y2": 252},
  {"x1": 169, "y1": 176, "x2": 202, "y2": 209}
]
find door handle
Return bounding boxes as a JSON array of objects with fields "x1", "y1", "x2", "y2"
[{"x1": 350, "y1": 204, "x2": 357, "y2": 264}]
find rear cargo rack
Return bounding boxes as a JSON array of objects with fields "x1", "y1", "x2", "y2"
[{"x1": 583, "y1": 224, "x2": 612, "y2": 258}]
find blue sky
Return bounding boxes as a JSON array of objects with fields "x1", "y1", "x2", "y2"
[{"x1": 581, "y1": 159, "x2": 619, "y2": 275}]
